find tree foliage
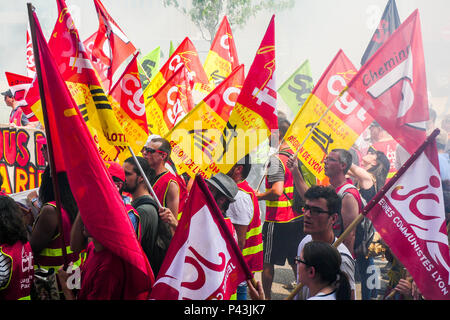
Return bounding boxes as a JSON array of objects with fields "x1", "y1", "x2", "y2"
[{"x1": 162, "y1": 0, "x2": 295, "y2": 43}]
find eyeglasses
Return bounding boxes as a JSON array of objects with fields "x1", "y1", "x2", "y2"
[
  {"x1": 141, "y1": 147, "x2": 166, "y2": 155},
  {"x1": 294, "y1": 256, "x2": 309, "y2": 266},
  {"x1": 302, "y1": 204, "x2": 330, "y2": 216}
]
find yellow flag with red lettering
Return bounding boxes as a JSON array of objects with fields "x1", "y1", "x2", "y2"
[
  {"x1": 166, "y1": 65, "x2": 245, "y2": 178},
  {"x1": 284, "y1": 50, "x2": 373, "y2": 180}
]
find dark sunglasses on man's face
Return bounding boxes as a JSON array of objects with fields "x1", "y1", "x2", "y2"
[{"x1": 141, "y1": 147, "x2": 166, "y2": 155}]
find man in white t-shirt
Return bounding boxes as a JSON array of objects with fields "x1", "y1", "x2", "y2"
[{"x1": 295, "y1": 185, "x2": 356, "y2": 300}]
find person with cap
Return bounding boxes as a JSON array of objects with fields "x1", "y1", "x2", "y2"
[
  {"x1": 142, "y1": 137, "x2": 187, "y2": 221},
  {"x1": 226, "y1": 154, "x2": 263, "y2": 300},
  {"x1": 2, "y1": 89, "x2": 30, "y2": 127},
  {"x1": 106, "y1": 161, "x2": 140, "y2": 238},
  {"x1": 205, "y1": 172, "x2": 239, "y2": 238}
]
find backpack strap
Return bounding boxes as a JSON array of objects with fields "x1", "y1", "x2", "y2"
[{"x1": 133, "y1": 196, "x2": 159, "y2": 212}]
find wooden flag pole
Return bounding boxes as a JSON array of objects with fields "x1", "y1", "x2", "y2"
[{"x1": 27, "y1": 2, "x2": 69, "y2": 269}]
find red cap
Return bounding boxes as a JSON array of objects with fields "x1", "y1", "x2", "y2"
[{"x1": 105, "y1": 161, "x2": 125, "y2": 182}]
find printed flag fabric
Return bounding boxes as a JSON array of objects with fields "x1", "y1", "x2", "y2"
[
  {"x1": 284, "y1": 50, "x2": 373, "y2": 181},
  {"x1": 347, "y1": 10, "x2": 429, "y2": 155},
  {"x1": 278, "y1": 59, "x2": 314, "y2": 117},
  {"x1": 35, "y1": 0, "x2": 129, "y2": 163},
  {"x1": 149, "y1": 175, "x2": 251, "y2": 300},
  {"x1": 109, "y1": 53, "x2": 149, "y2": 162},
  {"x1": 166, "y1": 65, "x2": 245, "y2": 179},
  {"x1": 26, "y1": 29, "x2": 36, "y2": 78},
  {"x1": 138, "y1": 47, "x2": 161, "y2": 91},
  {"x1": 366, "y1": 131, "x2": 450, "y2": 300},
  {"x1": 146, "y1": 66, "x2": 195, "y2": 137},
  {"x1": 211, "y1": 15, "x2": 278, "y2": 176},
  {"x1": 5, "y1": 72, "x2": 38, "y2": 122},
  {"x1": 143, "y1": 37, "x2": 208, "y2": 105},
  {"x1": 361, "y1": 0, "x2": 401, "y2": 66},
  {"x1": 84, "y1": 31, "x2": 111, "y2": 91},
  {"x1": 196, "y1": 16, "x2": 239, "y2": 94},
  {"x1": 31, "y1": 7, "x2": 153, "y2": 299},
  {"x1": 92, "y1": 0, "x2": 136, "y2": 91}
]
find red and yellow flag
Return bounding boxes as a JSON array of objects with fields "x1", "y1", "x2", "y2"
[
  {"x1": 31, "y1": 0, "x2": 128, "y2": 162},
  {"x1": 109, "y1": 53, "x2": 148, "y2": 162},
  {"x1": 166, "y1": 65, "x2": 245, "y2": 179},
  {"x1": 143, "y1": 37, "x2": 208, "y2": 105},
  {"x1": 284, "y1": 50, "x2": 373, "y2": 181},
  {"x1": 211, "y1": 15, "x2": 278, "y2": 175},
  {"x1": 92, "y1": 0, "x2": 136, "y2": 91},
  {"x1": 30, "y1": 8, "x2": 153, "y2": 299},
  {"x1": 196, "y1": 16, "x2": 240, "y2": 94},
  {"x1": 146, "y1": 66, "x2": 194, "y2": 137}
]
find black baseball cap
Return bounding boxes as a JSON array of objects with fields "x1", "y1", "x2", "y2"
[{"x1": 1, "y1": 89, "x2": 13, "y2": 98}]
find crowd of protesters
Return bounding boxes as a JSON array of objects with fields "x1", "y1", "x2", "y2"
[{"x1": 1, "y1": 104, "x2": 450, "y2": 300}]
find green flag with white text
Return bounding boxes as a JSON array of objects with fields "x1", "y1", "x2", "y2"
[
  {"x1": 278, "y1": 60, "x2": 314, "y2": 116},
  {"x1": 138, "y1": 47, "x2": 160, "y2": 90}
]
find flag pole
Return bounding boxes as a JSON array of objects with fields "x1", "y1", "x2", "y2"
[
  {"x1": 27, "y1": 2, "x2": 69, "y2": 269},
  {"x1": 127, "y1": 146, "x2": 162, "y2": 209},
  {"x1": 285, "y1": 129, "x2": 440, "y2": 300}
]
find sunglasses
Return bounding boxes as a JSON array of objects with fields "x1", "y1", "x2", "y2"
[
  {"x1": 141, "y1": 147, "x2": 166, "y2": 155},
  {"x1": 302, "y1": 204, "x2": 330, "y2": 216}
]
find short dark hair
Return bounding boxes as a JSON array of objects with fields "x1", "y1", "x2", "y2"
[
  {"x1": 0, "y1": 196, "x2": 28, "y2": 245},
  {"x1": 304, "y1": 185, "x2": 341, "y2": 215},
  {"x1": 124, "y1": 156, "x2": 156, "y2": 182},
  {"x1": 331, "y1": 149, "x2": 353, "y2": 174},
  {"x1": 278, "y1": 118, "x2": 291, "y2": 140},
  {"x1": 153, "y1": 137, "x2": 172, "y2": 160}
]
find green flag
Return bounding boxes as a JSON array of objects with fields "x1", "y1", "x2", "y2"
[
  {"x1": 138, "y1": 47, "x2": 160, "y2": 90},
  {"x1": 169, "y1": 40, "x2": 175, "y2": 57},
  {"x1": 278, "y1": 60, "x2": 314, "y2": 116}
]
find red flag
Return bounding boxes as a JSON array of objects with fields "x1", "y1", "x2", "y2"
[
  {"x1": 149, "y1": 175, "x2": 252, "y2": 300},
  {"x1": 210, "y1": 16, "x2": 240, "y2": 71},
  {"x1": 347, "y1": 10, "x2": 429, "y2": 155},
  {"x1": 92, "y1": 0, "x2": 136, "y2": 90},
  {"x1": 26, "y1": 29, "x2": 36, "y2": 78},
  {"x1": 147, "y1": 65, "x2": 195, "y2": 136},
  {"x1": 84, "y1": 31, "x2": 111, "y2": 91},
  {"x1": 110, "y1": 53, "x2": 148, "y2": 134},
  {"x1": 30, "y1": 8, "x2": 153, "y2": 299},
  {"x1": 4, "y1": 72, "x2": 38, "y2": 122},
  {"x1": 365, "y1": 130, "x2": 450, "y2": 300},
  {"x1": 234, "y1": 14, "x2": 278, "y2": 132}
]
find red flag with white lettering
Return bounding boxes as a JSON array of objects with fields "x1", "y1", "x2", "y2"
[
  {"x1": 149, "y1": 175, "x2": 252, "y2": 300},
  {"x1": 92, "y1": 0, "x2": 136, "y2": 91},
  {"x1": 26, "y1": 29, "x2": 36, "y2": 78},
  {"x1": 4, "y1": 72, "x2": 38, "y2": 122},
  {"x1": 365, "y1": 129, "x2": 450, "y2": 300},
  {"x1": 30, "y1": 7, "x2": 153, "y2": 299},
  {"x1": 84, "y1": 31, "x2": 111, "y2": 91},
  {"x1": 347, "y1": 9, "x2": 429, "y2": 155}
]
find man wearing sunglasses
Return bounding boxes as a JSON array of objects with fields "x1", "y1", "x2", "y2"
[
  {"x1": 142, "y1": 137, "x2": 186, "y2": 224},
  {"x1": 296, "y1": 185, "x2": 356, "y2": 300}
]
